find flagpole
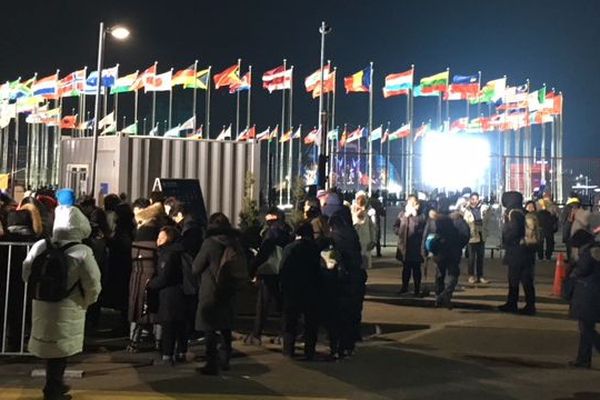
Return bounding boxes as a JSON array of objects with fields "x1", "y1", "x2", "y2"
[
  {"x1": 385, "y1": 121, "x2": 391, "y2": 192},
  {"x1": 206, "y1": 66, "x2": 212, "y2": 138},
  {"x1": 445, "y1": 67, "x2": 450, "y2": 130},
  {"x1": 81, "y1": 66, "x2": 88, "y2": 138},
  {"x1": 408, "y1": 64, "x2": 415, "y2": 194},
  {"x1": 287, "y1": 66, "x2": 294, "y2": 205},
  {"x1": 557, "y1": 91, "x2": 564, "y2": 202},
  {"x1": 525, "y1": 78, "x2": 531, "y2": 197},
  {"x1": 168, "y1": 67, "x2": 174, "y2": 128},
  {"x1": 55, "y1": 76, "x2": 63, "y2": 185},
  {"x1": 540, "y1": 83, "x2": 547, "y2": 185},
  {"x1": 278, "y1": 59, "x2": 286, "y2": 206},
  {"x1": 331, "y1": 67, "x2": 337, "y2": 182},
  {"x1": 192, "y1": 60, "x2": 198, "y2": 129},
  {"x1": 342, "y1": 124, "x2": 347, "y2": 187},
  {"x1": 368, "y1": 61, "x2": 374, "y2": 195},
  {"x1": 235, "y1": 58, "x2": 241, "y2": 138},
  {"x1": 247, "y1": 65, "x2": 252, "y2": 128},
  {"x1": 151, "y1": 61, "x2": 158, "y2": 129}
]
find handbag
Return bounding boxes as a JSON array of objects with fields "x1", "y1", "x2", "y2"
[{"x1": 256, "y1": 246, "x2": 283, "y2": 275}]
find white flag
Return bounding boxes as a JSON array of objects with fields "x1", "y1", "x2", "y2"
[
  {"x1": 100, "y1": 121, "x2": 116, "y2": 135},
  {"x1": 216, "y1": 125, "x2": 232, "y2": 141},
  {"x1": 164, "y1": 125, "x2": 181, "y2": 138},
  {"x1": 149, "y1": 124, "x2": 159, "y2": 136},
  {"x1": 180, "y1": 116, "x2": 196, "y2": 131},
  {"x1": 98, "y1": 111, "x2": 115, "y2": 129},
  {"x1": 121, "y1": 122, "x2": 137, "y2": 134},
  {"x1": 145, "y1": 71, "x2": 173, "y2": 92}
]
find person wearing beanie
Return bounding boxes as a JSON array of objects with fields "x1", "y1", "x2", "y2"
[{"x1": 56, "y1": 189, "x2": 76, "y2": 207}]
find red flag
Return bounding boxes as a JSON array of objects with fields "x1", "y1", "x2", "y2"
[
  {"x1": 60, "y1": 115, "x2": 78, "y2": 129},
  {"x1": 131, "y1": 64, "x2": 156, "y2": 91},
  {"x1": 262, "y1": 66, "x2": 292, "y2": 92},
  {"x1": 312, "y1": 70, "x2": 336, "y2": 98},
  {"x1": 213, "y1": 64, "x2": 241, "y2": 89}
]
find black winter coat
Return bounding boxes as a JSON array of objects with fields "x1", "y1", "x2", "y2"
[
  {"x1": 179, "y1": 216, "x2": 204, "y2": 258},
  {"x1": 394, "y1": 212, "x2": 426, "y2": 263},
  {"x1": 331, "y1": 223, "x2": 362, "y2": 295},
  {"x1": 192, "y1": 228, "x2": 246, "y2": 331},
  {"x1": 435, "y1": 213, "x2": 470, "y2": 263},
  {"x1": 570, "y1": 243, "x2": 600, "y2": 322},
  {"x1": 250, "y1": 220, "x2": 293, "y2": 277},
  {"x1": 148, "y1": 242, "x2": 187, "y2": 323},
  {"x1": 279, "y1": 238, "x2": 321, "y2": 305},
  {"x1": 502, "y1": 209, "x2": 529, "y2": 268}
]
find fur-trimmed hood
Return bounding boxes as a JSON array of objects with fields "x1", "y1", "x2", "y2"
[{"x1": 134, "y1": 202, "x2": 166, "y2": 226}]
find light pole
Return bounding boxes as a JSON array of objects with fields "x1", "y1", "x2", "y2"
[
  {"x1": 316, "y1": 21, "x2": 331, "y2": 190},
  {"x1": 90, "y1": 22, "x2": 129, "y2": 197}
]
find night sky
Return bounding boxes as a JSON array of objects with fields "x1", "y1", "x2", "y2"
[{"x1": 1, "y1": 0, "x2": 598, "y2": 157}]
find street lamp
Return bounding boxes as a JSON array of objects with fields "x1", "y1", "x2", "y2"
[
  {"x1": 316, "y1": 21, "x2": 331, "y2": 190},
  {"x1": 90, "y1": 22, "x2": 129, "y2": 198}
]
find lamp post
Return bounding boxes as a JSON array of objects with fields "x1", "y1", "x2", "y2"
[
  {"x1": 316, "y1": 21, "x2": 331, "y2": 190},
  {"x1": 90, "y1": 22, "x2": 129, "y2": 197}
]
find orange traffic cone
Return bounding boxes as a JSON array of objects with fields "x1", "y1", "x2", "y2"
[{"x1": 552, "y1": 252, "x2": 567, "y2": 297}]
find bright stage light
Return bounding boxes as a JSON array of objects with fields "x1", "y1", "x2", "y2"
[{"x1": 421, "y1": 132, "x2": 491, "y2": 191}]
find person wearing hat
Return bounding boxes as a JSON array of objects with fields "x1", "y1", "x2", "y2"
[
  {"x1": 567, "y1": 229, "x2": 600, "y2": 369},
  {"x1": 394, "y1": 195, "x2": 426, "y2": 296}
]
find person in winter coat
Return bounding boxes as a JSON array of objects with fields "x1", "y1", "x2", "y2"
[
  {"x1": 304, "y1": 197, "x2": 330, "y2": 243},
  {"x1": 147, "y1": 226, "x2": 188, "y2": 365},
  {"x1": 169, "y1": 201, "x2": 205, "y2": 258},
  {"x1": 192, "y1": 212, "x2": 247, "y2": 375},
  {"x1": 394, "y1": 195, "x2": 426, "y2": 296},
  {"x1": 562, "y1": 195, "x2": 582, "y2": 262},
  {"x1": 499, "y1": 207, "x2": 537, "y2": 315},
  {"x1": 432, "y1": 205, "x2": 470, "y2": 309},
  {"x1": 22, "y1": 205, "x2": 101, "y2": 400},
  {"x1": 568, "y1": 229, "x2": 600, "y2": 369},
  {"x1": 536, "y1": 196, "x2": 559, "y2": 260},
  {"x1": 352, "y1": 191, "x2": 377, "y2": 270},
  {"x1": 279, "y1": 223, "x2": 321, "y2": 359},
  {"x1": 462, "y1": 193, "x2": 491, "y2": 284},
  {"x1": 328, "y1": 212, "x2": 363, "y2": 358},
  {"x1": 245, "y1": 207, "x2": 293, "y2": 345},
  {"x1": 128, "y1": 200, "x2": 167, "y2": 350}
]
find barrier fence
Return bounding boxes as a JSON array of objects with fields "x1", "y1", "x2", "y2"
[{"x1": 1, "y1": 241, "x2": 34, "y2": 356}]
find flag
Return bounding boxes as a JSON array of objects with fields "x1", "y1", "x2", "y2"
[
  {"x1": 60, "y1": 115, "x2": 77, "y2": 129},
  {"x1": 0, "y1": 82, "x2": 9, "y2": 101},
  {"x1": 27, "y1": 108, "x2": 60, "y2": 125},
  {"x1": 10, "y1": 78, "x2": 34, "y2": 100},
  {"x1": 121, "y1": 122, "x2": 138, "y2": 134},
  {"x1": 187, "y1": 125, "x2": 203, "y2": 139},
  {"x1": 236, "y1": 126, "x2": 251, "y2": 141},
  {"x1": 545, "y1": 92, "x2": 563, "y2": 115},
  {"x1": 164, "y1": 125, "x2": 181, "y2": 138},
  {"x1": 262, "y1": 66, "x2": 292, "y2": 93},
  {"x1": 111, "y1": 71, "x2": 138, "y2": 94},
  {"x1": 304, "y1": 66, "x2": 330, "y2": 93},
  {"x1": 58, "y1": 69, "x2": 86, "y2": 97},
  {"x1": 470, "y1": 77, "x2": 506, "y2": 104},
  {"x1": 382, "y1": 69, "x2": 413, "y2": 98},
  {"x1": 280, "y1": 129, "x2": 293, "y2": 143},
  {"x1": 420, "y1": 70, "x2": 449, "y2": 93},
  {"x1": 339, "y1": 128, "x2": 348, "y2": 147},
  {"x1": 149, "y1": 124, "x2": 159, "y2": 136},
  {"x1": 312, "y1": 69, "x2": 335, "y2": 98},
  {"x1": 502, "y1": 84, "x2": 529, "y2": 104},
  {"x1": 292, "y1": 126, "x2": 302, "y2": 139},
  {"x1": 303, "y1": 127, "x2": 321, "y2": 145},
  {"x1": 370, "y1": 126, "x2": 383, "y2": 142},
  {"x1": 98, "y1": 111, "x2": 115, "y2": 130},
  {"x1": 447, "y1": 74, "x2": 479, "y2": 99},
  {"x1": 344, "y1": 67, "x2": 371, "y2": 93},
  {"x1": 269, "y1": 126, "x2": 279, "y2": 142},
  {"x1": 385, "y1": 123, "x2": 411, "y2": 142},
  {"x1": 256, "y1": 127, "x2": 271, "y2": 141},
  {"x1": 77, "y1": 118, "x2": 94, "y2": 130},
  {"x1": 229, "y1": 71, "x2": 251, "y2": 93},
  {"x1": 172, "y1": 65, "x2": 196, "y2": 87},
  {"x1": 216, "y1": 125, "x2": 232, "y2": 140},
  {"x1": 100, "y1": 122, "x2": 117, "y2": 135},
  {"x1": 527, "y1": 87, "x2": 547, "y2": 112},
  {"x1": 346, "y1": 127, "x2": 366, "y2": 144},
  {"x1": 213, "y1": 65, "x2": 241, "y2": 89},
  {"x1": 131, "y1": 64, "x2": 156, "y2": 91},
  {"x1": 327, "y1": 128, "x2": 338, "y2": 140},
  {"x1": 185, "y1": 68, "x2": 210, "y2": 89},
  {"x1": 450, "y1": 117, "x2": 468, "y2": 133},
  {"x1": 85, "y1": 65, "x2": 118, "y2": 93},
  {"x1": 145, "y1": 70, "x2": 172, "y2": 92},
  {"x1": 32, "y1": 73, "x2": 58, "y2": 99},
  {"x1": 413, "y1": 84, "x2": 439, "y2": 97},
  {"x1": 414, "y1": 122, "x2": 430, "y2": 140},
  {"x1": 242, "y1": 125, "x2": 256, "y2": 140},
  {"x1": 180, "y1": 116, "x2": 196, "y2": 130}
]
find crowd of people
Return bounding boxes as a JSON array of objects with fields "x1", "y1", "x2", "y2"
[{"x1": 0, "y1": 185, "x2": 599, "y2": 400}]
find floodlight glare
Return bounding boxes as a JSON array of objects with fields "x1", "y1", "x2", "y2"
[
  {"x1": 421, "y1": 132, "x2": 491, "y2": 191},
  {"x1": 110, "y1": 26, "x2": 130, "y2": 40}
]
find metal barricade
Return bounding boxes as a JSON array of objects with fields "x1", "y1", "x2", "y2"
[{"x1": 0, "y1": 241, "x2": 35, "y2": 356}]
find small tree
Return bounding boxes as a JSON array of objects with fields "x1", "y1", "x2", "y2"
[{"x1": 239, "y1": 171, "x2": 260, "y2": 232}]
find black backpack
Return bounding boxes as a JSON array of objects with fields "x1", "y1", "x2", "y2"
[{"x1": 29, "y1": 239, "x2": 80, "y2": 302}]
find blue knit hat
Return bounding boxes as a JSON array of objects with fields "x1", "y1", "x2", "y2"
[{"x1": 56, "y1": 188, "x2": 76, "y2": 207}]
